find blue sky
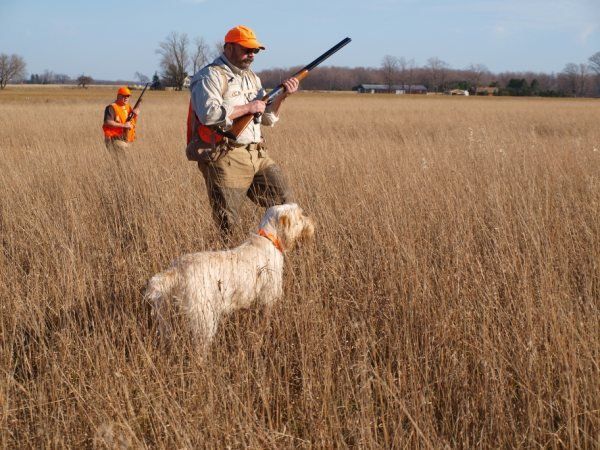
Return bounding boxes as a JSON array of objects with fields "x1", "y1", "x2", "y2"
[{"x1": 1, "y1": 0, "x2": 598, "y2": 80}]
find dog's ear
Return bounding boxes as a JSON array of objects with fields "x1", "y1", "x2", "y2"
[{"x1": 279, "y1": 214, "x2": 290, "y2": 229}]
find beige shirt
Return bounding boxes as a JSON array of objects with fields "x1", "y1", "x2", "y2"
[{"x1": 189, "y1": 54, "x2": 279, "y2": 145}]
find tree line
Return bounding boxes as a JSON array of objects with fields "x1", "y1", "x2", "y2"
[
  {"x1": 2, "y1": 37, "x2": 600, "y2": 97},
  {"x1": 149, "y1": 32, "x2": 600, "y2": 97},
  {"x1": 373, "y1": 53, "x2": 600, "y2": 97},
  {"x1": 0, "y1": 54, "x2": 95, "y2": 89}
]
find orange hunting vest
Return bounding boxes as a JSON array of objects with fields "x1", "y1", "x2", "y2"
[
  {"x1": 186, "y1": 101, "x2": 224, "y2": 147},
  {"x1": 102, "y1": 103, "x2": 136, "y2": 142},
  {"x1": 185, "y1": 63, "x2": 260, "y2": 161},
  {"x1": 186, "y1": 64, "x2": 230, "y2": 160}
]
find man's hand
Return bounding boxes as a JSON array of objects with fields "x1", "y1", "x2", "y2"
[
  {"x1": 266, "y1": 77, "x2": 299, "y2": 116},
  {"x1": 247, "y1": 99, "x2": 266, "y2": 114},
  {"x1": 229, "y1": 99, "x2": 266, "y2": 120},
  {"x1": 104, "y1": 119, "x2": 133, "y2": 130},
  {"x1": 133, "y1": 107, "x2": 141, "y2": 116},
  {"x1": 282, "y1": 77, "x2": 299, "y2": 95}
]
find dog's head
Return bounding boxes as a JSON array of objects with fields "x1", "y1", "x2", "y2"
[{"x1": 259, "y1": 203, "x2": 314, "y2": 252}]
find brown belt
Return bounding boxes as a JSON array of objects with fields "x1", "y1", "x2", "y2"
[{"x1": 231, "y1": 142, "x2": 262, "y2": 151}]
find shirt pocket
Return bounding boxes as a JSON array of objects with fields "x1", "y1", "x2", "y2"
[{"x1": 224, "y1": 79, "x2": 243, "y2": 104}]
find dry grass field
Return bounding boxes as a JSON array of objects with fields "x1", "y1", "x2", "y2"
[{"x1": 0, "y1": 86, "x2": 598, "y2": 448}]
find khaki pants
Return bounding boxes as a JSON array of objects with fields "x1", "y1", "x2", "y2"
[
  {"x1": 104, "y1": 139, "x2": 134, "y2": 180},
  {"x1": 105, "y1": 139, "x2": 131, "y2": 165},
  {"x1": 105, "y1": 139, "x2": 131, "y2": 152},
  {"x1": 198, "y1": 145, "x2": 293, "y2": 236}
]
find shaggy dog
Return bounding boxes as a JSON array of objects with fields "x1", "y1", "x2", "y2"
[{"x1": 144, "y1": 203, "x2": 314, "y2": 351}]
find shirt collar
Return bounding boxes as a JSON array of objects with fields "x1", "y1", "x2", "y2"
[{"x1": 218, "y1": 53, "x2": 245, "y2": 76}]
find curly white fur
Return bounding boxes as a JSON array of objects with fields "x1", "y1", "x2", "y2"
[{"x1": 144, "y1": 204, "x2": 314, "y2": 351}]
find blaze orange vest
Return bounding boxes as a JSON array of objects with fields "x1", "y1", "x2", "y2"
[
  {"x1": 185, "y1": 67, "x2": 228, "y2": 161},
  {"x1": 186, "y1": 100, "x2": 224, "y2": 147},
  {"x1": 102, "y1": 103, "x2": 136, "y2": 142},
  {"x1": 185, "y1": 63, "x2": 260, "y2": 161}
]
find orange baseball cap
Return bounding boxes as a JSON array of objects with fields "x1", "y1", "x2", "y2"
[
  {"x1": 117, "y1": 86, "x2": 131, "y2": 96},
  {"x1": 224, "y1": 25, "x2": 265, "y2": 50}
]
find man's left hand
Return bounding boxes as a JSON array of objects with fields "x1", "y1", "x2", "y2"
[{"x1": 282, "y1": 77, "x2": 299, "y2": 95}]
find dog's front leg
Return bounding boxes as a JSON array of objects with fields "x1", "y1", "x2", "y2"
[{"x1": 189, "y1": 304, "x2": 221, "y2": 354}]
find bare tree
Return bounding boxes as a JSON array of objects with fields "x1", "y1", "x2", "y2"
[
  {"x1": 55, "y1": 73, "x2": 71, "y2": 84},
  {"x1": 575, "y1": 63, "x2": 591, "y2": 96},
  {"x1": 40, "y1": 69, "x2": 55, "y2": 84},
  {"x1": 77, "y1": 74, "x2": 93, "y2": 88},
  {"x1": 134, "y1": 71, "x2": 150, "y2": 84},
  {"x1": 465, "y1": 63, "x2": 490, "y2": 89},
  {"x1": 426, "y1": 57, "x2": 450, "y2": 92},
  {"x1": 588, "y1": 51, "x2": 600, "y2": 75},
  {"x1": 191, "y1": 36, "x2": 210, "y2": 75},
  {"x1": 560, "y1": 63, "x2": 591, "y2": 97},
  {"x1": 381, "y1": 55, "x2": 399, "y2": 92},
  {"x1": 0, "y1": 53, "x2": 26, "y2": 89},
  {"x1": 588, "y1": 52, "x2": 600, "y2": 96},
  {"x1": 397, "y1": 57, "x2": 415, "y2": 93},
  {"x1": 156, "y1": 32, "x2": 190, "y2": 90},
  {"x1": 211, "y1": 40, "x2": 224, "y2": 60}
]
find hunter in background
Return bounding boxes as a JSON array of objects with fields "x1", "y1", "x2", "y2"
[{"x1": 102, "y1": 86, "x2": 141, "y2": 152}]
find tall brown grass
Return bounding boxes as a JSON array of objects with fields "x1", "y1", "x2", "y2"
[{"x1": 0, "y1": 87, "x2": 598, "y2": 448}]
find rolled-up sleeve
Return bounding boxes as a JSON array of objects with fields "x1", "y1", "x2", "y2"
[
  {"x1": 191, "y1": 70, "x2": 235, "y2": 129},
  {"x1": 261, "y1": 110, "x2": 279, "y2": 127},
  {"x1": 260, "y1": 87, "x2": 279, "y2": 127}
]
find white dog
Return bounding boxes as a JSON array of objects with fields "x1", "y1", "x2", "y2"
[{"x1": 144, "y1": 203, "x2": 314, "y2": 351}]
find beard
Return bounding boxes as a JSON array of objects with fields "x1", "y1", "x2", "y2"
[{"x1": 238, "y1": 58, "x2": 253, "y2": 69}]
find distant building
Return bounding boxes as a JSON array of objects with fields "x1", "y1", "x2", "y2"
[
  {"x1": 476, "y1": 86, "x2": 498, "y2": 96},
  {"x1": 447, "y1": 89, "x2": 470, "y2": 96},
  {"x1": 183, "y1": 76, "x2": 191, "y2": 89},
  {"x1": 353, "y1": 84, "x2": 428, "y2": 94}
]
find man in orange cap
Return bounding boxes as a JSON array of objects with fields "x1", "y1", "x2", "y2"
[
  {"x1": 102, "y1": 86, "x2": 141, "y2": 152},
  {"x1": 187, "y1": 25, "x2": 299, "y2": 239}
]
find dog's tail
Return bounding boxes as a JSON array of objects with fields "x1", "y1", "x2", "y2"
[{"x1": 144, "y1": 268, "x2": 179, "y2": 336}]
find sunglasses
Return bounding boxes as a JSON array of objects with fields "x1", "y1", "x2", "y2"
[{"x1": 239, "y1": 45, "x2": 260, "y2": 55}]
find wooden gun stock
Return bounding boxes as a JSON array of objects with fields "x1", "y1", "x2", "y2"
[
  {"x1": 224, "y1": 38, "x2": 351, "y2": 140},
  {"x1": 225, "y1": 70, "x2": 310, "y2": 140}
]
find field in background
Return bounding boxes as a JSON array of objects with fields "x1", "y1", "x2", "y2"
[{"x1": 0, "y1": 87, "x2": 598, "y2": 448}]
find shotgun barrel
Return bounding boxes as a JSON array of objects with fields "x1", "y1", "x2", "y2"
[
  {"x1": 126, "y1": 82, "x2": 149, "y2": 122},
  {"x1": 262, "y1": 37, "x2": 352, "y2": 104},
  {"x1": 224, "y1": 37, "x2": 351, "y2": 140}
]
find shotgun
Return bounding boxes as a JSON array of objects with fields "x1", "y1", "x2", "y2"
[
  {"x1": 126, "y1": 82, "x2": 149, "y2": 122},
  {"x1": 223, "y1": 37, "x2": 351, "y2": 140}
]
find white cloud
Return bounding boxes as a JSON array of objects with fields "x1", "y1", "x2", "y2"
[
  {"x1": 493, "y1": 24, "x2": 508, "y2": 37},
  {"x1": 578, "y1": 24, "x2": 597, "y2": 45}
]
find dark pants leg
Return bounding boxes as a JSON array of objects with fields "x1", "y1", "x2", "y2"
[
  {"x1": 199, "y1": 165, "x2": 247, "y2": 236},
  {"x1": 247, "y1": 161, "x2": 294, "y2": 207},
  {"x1": 198, "y1": 147, "x2": 293, "y2": 238}
]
